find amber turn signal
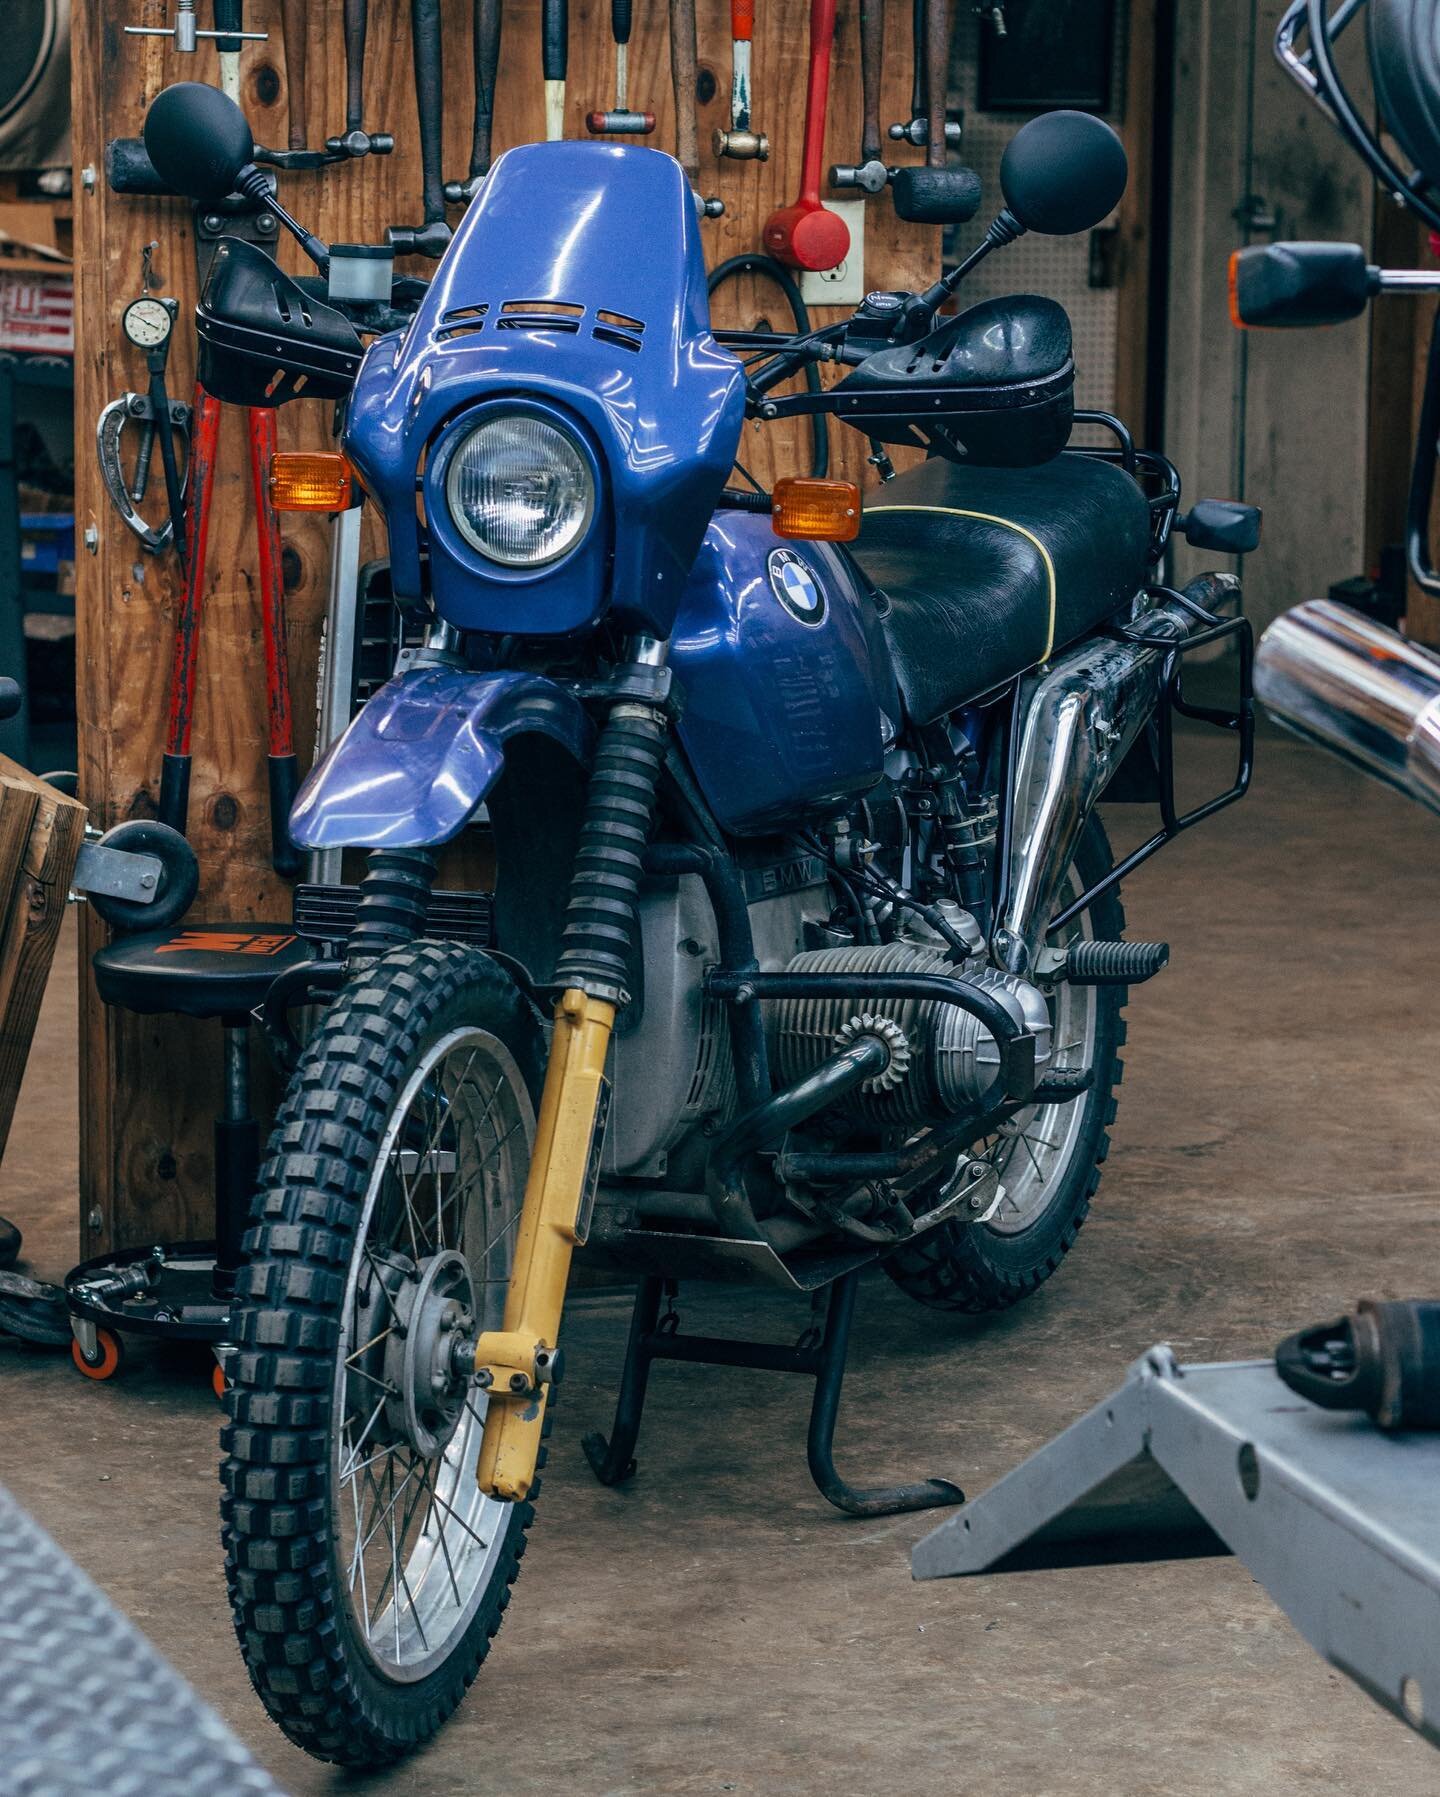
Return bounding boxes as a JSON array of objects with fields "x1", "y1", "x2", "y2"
[
  {"x1": 268, "y1": 451, "x2": 356, "y2": 512},
  {"x1": 1227, "y1": 249, "x2": 1248, "y2": 331},
  {"x1": 771, "y1": 476, "x2": 862, "y2": 542}
]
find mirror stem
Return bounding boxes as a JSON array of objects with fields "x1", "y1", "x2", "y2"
[
  {"x1": 904, "y1": 207, "x2": 1024, "y2": 333},
  {"x1": 235, "y1": 165, "x2": 330, "y2": 273}
]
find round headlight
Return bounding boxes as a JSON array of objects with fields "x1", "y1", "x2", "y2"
[{"x1": 444, "y1": 414, "x2": 594, "y2": 567}]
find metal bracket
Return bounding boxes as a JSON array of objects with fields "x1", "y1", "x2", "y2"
[
  {"x1": 71, "y1": 840, "x2": 164, "y2": 904},
  {"x1": 96, "y1": 393, "x2": 191, "y2": 554}
]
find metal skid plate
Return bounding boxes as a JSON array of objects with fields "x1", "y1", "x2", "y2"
[
  {"x1": 0, "y1": 1484, "x2": 287, "y2": 1795},
  {"x1": 912, "y1": 1347, "x2": 1440, "y2": 1749}
]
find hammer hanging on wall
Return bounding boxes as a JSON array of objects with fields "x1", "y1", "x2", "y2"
[
  {"x1": 390, "y1": 0, "x2": 452, "y2": 253},
  {"x1": 280, "y1": 0, "x2": 308, "y2": 149},
  {"x1": 762, "y1": 0, "x2": 848, "y2": 267},
  {"x1": 544, "y1": 0, "x2": 568, "y2": 140},
  {"x1": 712, "y1": 0, "x2": 767, "y2": 160},
  {"x1": 587, "y1": 0, "x2": 655, "y2": 136},
  {"x1": 471, "y1": 0, "x2": 505, "y2": 173},
  {"x1": 829, "y1": 0, "x2": 888, "y2": 192},
  {"x1": 670, "y1": 0, "x2": 723, "y2": 211},
  {"x1": 890, "y1": 0, "x2": 959, "y2": 150}
]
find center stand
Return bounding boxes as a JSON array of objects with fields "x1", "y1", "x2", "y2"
[{"x1": 582, "y1": 1269, "x2": 965, "y2": 1517}]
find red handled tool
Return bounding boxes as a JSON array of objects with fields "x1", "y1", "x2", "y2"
[
  {"x1": 762, "y1": 0, "x2": 848, "y2": 269},
  {"x1": 712, "y1": 0, "x2": 767, "y2": 160},
  {"x1": 587, "y1": 0, "x2": 655, "y2": 135},
  {"x1": 160, "y1": 394, "x2": 300, "y2": 880}
]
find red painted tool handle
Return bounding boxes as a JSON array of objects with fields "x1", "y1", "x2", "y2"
[
  {"x1": 798, "y1": 0, "x2": 838, "y2": 206},
  {"x1": 732, "y1": 0, "x2": 754, "y2": 41},
  {"x1": 160, "y1": 387, "x2": 221, "y2": 833},
  {"x1": 246, "y1": 409, "x2": 301, "y2": 880}
]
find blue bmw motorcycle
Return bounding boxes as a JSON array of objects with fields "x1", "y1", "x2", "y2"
[{"x1": 144, "y1": 84, "x2": 1256, "y2": 1765}]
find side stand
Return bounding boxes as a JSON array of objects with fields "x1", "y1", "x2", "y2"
[{"x1": 582, "y1": 1268, "x2": 964, "y2": 1518}]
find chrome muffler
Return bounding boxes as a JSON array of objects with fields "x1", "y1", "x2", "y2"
[
  {"x1": 995, "y1": 574, "x2": 1239, "y2": 976},
  {"x1": 1255, "y1": 599, "x2": 1440, "y2": 816}
]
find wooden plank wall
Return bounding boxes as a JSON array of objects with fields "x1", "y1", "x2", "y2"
[{"x1": 69, "y1": 0, "x2": 948, "y2": 1253}]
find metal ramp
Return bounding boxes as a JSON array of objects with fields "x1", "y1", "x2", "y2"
[
  {"x1": 912, "y1": 1346, "x2": 1440, "y2": 1749},
  {"x1": 0, "y1": 1483, "x2": 288, "y2": 1796}
]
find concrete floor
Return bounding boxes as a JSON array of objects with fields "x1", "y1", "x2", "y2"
[{"x1": 3, "y1": 725, "x2": 1440, "y2": 1795}]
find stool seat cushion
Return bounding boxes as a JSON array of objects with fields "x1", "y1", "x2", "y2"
[{"x1": 92, "y1": 924, "x2": 311, "y2": 1019}]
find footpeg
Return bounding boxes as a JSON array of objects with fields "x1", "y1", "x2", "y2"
[{"x1": 1063, "y1": 940, "x2": 1169, "y2": 985}]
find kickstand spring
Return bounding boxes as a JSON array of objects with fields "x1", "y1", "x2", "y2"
[{"x1": 581, "y1": 1268, "x2": 964, "y2": 1518}]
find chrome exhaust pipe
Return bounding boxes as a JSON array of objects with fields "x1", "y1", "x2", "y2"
[
  {"x1": 996, "y1": 574, "x2": 1238, "y2": 976},
  {"x1": 1255, "y1": 600, "x2": 1440, "y2": 817}
]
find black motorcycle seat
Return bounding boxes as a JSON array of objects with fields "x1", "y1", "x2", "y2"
[{"x1": 849, "y1": 453, "x2": 1154, "y2": 723}]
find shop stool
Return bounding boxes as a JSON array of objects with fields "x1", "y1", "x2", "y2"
[{"x1": 67, "y1": 923, "x2": 311, "y2": 1388}]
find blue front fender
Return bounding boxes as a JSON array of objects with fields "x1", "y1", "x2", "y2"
[{"x1": 290, "y1": 667, "x2": 594, "y2": 850}]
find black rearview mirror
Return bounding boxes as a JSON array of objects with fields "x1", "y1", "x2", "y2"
[
  {"x1": 999, "y1": 110, "x2": 1128, "y2": 236},
  {"x1": 1229, "y1": 241, "x2": 1375, "y2": 328},
  {"x1": 143, "y1": 81, "x2": 255, "y2": 204}
]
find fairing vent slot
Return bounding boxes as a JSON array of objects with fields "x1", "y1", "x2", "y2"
[
  {"x1": 497, "y1": 299, "x2": 584, "y2": 333},
  {"x1": 437, "y1": 302, "x2": 489, "y2": 341},
  {"x1": 593, "y1": 307, "x2": 645, "y2": 353}
]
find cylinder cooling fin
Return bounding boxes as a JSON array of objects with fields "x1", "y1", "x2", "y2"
[{"x1": 768, "y1": 944, "x2": 1052, "y2": 1127}]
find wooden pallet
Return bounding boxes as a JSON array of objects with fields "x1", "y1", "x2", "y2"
[{"x1": 0, "y1": 760, "x2": 85, "y2": 1163}]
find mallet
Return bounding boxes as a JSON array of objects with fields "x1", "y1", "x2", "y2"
[
  {"x1": 712, "y1": 0, "x2": 768, "y2": 160},
  {"x1": 587, "y1": 0, "x2": 655, "y2": 136},
  {"x1": 762, "y1": 0, "x2": 848, "y2": 268}
]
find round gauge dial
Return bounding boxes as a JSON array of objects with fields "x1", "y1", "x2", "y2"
[{"x1": 122, "y1": 296, "x2": 173, "y2": 348}]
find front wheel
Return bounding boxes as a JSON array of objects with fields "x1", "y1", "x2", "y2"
[
  {"x1": 222, "y1": 941, "x2": 545, "y2": 1766},
  {"x1": 883, "y1": 816, "x2": 1127, "y2": 1314}
]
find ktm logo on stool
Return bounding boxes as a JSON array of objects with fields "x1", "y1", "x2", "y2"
[{"x1": 155, "y1": 930, "x2": 297, "y2": 956}]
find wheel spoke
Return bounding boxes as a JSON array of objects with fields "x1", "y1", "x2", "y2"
[{"x1": 328, "y1": 1022, "x2": 533, "y2": 1680}]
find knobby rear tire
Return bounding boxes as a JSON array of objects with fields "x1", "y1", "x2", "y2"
[{"x1": 883, "y1": 816, "x2": 1127, "y2": 1315}]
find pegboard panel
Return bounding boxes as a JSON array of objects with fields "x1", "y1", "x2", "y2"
[{"x1": 946, "y1": 0, "x2": 1131, "y2": 416}]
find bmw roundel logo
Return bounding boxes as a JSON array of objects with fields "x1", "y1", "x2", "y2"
[{"x1": 767, "y1": 547, "x2": 826, "y2": 626}]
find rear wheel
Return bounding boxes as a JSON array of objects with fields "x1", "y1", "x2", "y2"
[
  {"x1": 222, "y1": 941, "x2": 545, "y2": 1766},
  {"x1": 883, "y1": 816, "x2": 1126, "y2": 1313}
]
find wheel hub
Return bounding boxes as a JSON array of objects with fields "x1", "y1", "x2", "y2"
[{"x1": 383, "y1": 1250, "x2": 477, "y2": 1458}]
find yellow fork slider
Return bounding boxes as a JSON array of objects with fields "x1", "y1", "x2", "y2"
[{"x1": 475, "y1": 988, "x2": 616, "y2": 1502}]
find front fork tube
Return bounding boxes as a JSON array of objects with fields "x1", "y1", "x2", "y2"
[
  {"x1": 474, "y1": 989, "x2": 615, "y2": 1501},
  {"x1": 473, "y1": 665, "x2": 671, "y2": 1502}
]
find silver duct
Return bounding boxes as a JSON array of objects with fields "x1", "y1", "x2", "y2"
[
  {"x1": 1255, "y1": 599, "x2": 1440, "y2": 818},
  {"x1": 995, "y1": 575, "x2": 1234, "y2": 976}
]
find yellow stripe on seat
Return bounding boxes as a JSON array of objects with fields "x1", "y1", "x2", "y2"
[{"x1": 863, "y1": 504, "x2": 1059, "y2": 663}]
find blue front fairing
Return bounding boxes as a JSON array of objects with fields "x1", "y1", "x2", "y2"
[{"x1": 345, "y1": 142, "x2": 746, "y2": 639}]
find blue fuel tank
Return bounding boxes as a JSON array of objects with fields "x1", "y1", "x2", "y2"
[{"x1": 670, "y1": 512, "x2": 896, "y2": 835}]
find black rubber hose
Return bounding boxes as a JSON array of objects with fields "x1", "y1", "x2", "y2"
[{"x1": 708, "y1": 253, "x2": 828, "y2": 480}]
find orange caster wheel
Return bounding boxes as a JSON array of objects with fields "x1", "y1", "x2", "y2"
[
  {"x1": 71, "y1": 1327, "x2": 124, "y2": 1381},
  {"x1": 212, "y1": 1361, "x2": 226, "y2": 1402}
]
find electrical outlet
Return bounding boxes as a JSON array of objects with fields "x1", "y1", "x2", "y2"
[{"x1": 800, "y1": 201, "x2": 865, "y2": 307}]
